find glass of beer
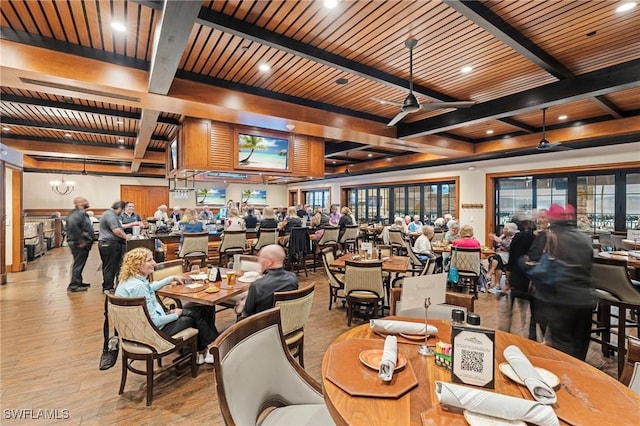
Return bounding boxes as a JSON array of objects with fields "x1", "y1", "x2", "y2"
[{"x1": 226, "y1": 271, "x2": 236, "y2": 286}]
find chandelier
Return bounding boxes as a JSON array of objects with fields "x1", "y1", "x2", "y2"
[{"x1": 50, "y1": 175, "x2": 75, "y2": 195}]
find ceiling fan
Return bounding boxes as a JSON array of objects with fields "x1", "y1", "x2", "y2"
[
  {"x1": 536, "y1": 107, "x2": 571, "y2": 151},
  {"x1": 373, "y1": 39, "x2": 476, "y2": 127}
]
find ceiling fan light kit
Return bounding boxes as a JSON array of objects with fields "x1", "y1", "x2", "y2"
[{"x1": 379, "y1": 39, "x2": 476, "y2": 126}]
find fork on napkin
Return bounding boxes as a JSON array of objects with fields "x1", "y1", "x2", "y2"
[
  {"x1": 435, "y1": 381, "x2": 559, "y2": 426},
  {"x1": 378, "y1": 335, "x2": 397, "y2": 381},
  {"x1": 370, "y1": 319, "x2": 438, "y2": 336},
  {"x1": 504, "y1": 345, "x2": 557, "y2": 404}
]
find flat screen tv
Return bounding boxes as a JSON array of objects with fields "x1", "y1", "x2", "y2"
[
  {"x1": 235, "y1": 131, "x2": 290, "y2": 171},
  {"x1": 241, "y1": 189, "x2": 267, "y2": 205},
  {"x1": 196, "y1": 188, "x2": 226, "y2": 205}
]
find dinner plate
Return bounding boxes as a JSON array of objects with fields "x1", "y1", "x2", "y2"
[
  {"x1": 358, "y1": 349, "x2": 407, "y2": 371},
  {"x1": 204, "y1": 286, "x2": 220, "y2": 293},
  {"x1": 463, "y1": 410, "x2": 526, "y2": 426},
  {"x1": 399, "y1": 333, "x2": 425, "y2": 341},
  {"x1": 498, "y1": 363, "x2": 560, "y2": 390}
]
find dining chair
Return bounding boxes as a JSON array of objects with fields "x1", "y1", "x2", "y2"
[
  {"x1": 106, "y1": 295, "x2": 198, "y2": 406},
  {"x1": 591, "y1": 256, "x2": 640, "y2": 378},
  {"x1": 611, "y1": 234, "x2": 627, "y2": 251},
  {"x1": 313, "y1": 226, "x2": 340, "y2": 271},
  {"x1": 432, "y1": 231, "x2": 444, "y2": 243},
  {"x1": 251, "y1": 228, "x2": 278, "y2": 254},
  {"x1": 339, "y1": 224, "x2": 360, "y2": 253},
  {"x1": 449, "y1": 247, "x2": 481, "y2": 299},
  {"x1": 620, "y1": 335, "x2": 640, "y2": 393},
  {"x1": 151, "y1": 259, "x2": 185, "y2": 310},
  {"x1": 388, "y1": 229, "x2": 408, "y2": 255},
  {"x1": 288, "y1": 226, "x2": 312, "y2": 277},
  {"x1": 322, "y1": 248, "x2": 345, "y2": 310},
  {"x1": 210, "y1": 307, "x2": 333, "y2": 425},
  {"x1": 178, "y1": 232, "x2": 209, "y2": 270},
  {"x1": 272, "y1": 283, "x2": 315, "y2": 367},
  {"x1": 344, "y1": 260, "x2": 385, "y2": 326},
  {"x1": 218, "y1": 230, "x2": 247, "y2": 267}
]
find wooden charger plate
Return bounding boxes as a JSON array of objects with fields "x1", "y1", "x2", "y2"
[{"x1": 359, "y1": 349, "x2": 408, "y2": 371}]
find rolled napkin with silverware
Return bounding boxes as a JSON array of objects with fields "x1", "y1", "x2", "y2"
[
  {"x1": 378, "y1": 335, "x2": 397, "y2": 381},
  {"x1": 370, "y1": 319, "x2": 438, "y2": 336},
  {"x1": 435, "y1": 381, "x2": 559, "y2": 426},
  {"x1": 504, "y1": 345, "x2": 557, "y2": 404}
]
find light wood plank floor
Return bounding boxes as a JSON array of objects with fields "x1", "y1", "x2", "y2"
[{"x1": 0, "y1": 248, "x2": 616, "y2": 424}]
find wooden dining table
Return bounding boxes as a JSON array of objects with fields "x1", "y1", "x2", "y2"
[
  {"x1": 156, "y1": 268, "x2": 250, "y2": 307},
  {"x1": 322, "y1": 316, "x2": 640, "y2": 426},
  {"x1": 330, "y1": 252, "x2": 410, "y2": 274}
]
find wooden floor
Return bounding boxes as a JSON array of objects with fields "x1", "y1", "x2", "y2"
[{"x1": 0, "y1": 248, "x2": 617, "y2": 424}]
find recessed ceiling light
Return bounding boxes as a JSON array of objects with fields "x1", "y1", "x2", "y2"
[
  {"x1": 116, "y1": 120, "x2": 124, "y2": 125},
  {"x1": 118, "y1": 138, "x2": 125, "y2": 143},
  {"x1": 616, "y1": 2, "x2": 636, "y2": 13},
  {"x1": 258, "y1": 63, "x2": 270, "y2": 72},
  {"x1": 336, "y1": 77, "x2": 349, "y2": 85},
  {"x1": 324, "y1": 0, "x2": 338, "y2": 8},
  {"x1": 332, "y1": 161, "x2": 336, "y2": 164},
  {"x1": 367, "y1": 153, "x2": 373, "y2": 157},
  {"x1": 558, "y1": 114, "x2": 568, "y2": 120},
  {"x1": 2, "y1": 127, "x2": 9, "y2": 131},
  {"x1": 111, "y1": 22, "x2": 126, "y2": 32},
  {"x1": 486, "y1": 129, "x2": 494, "y2": 135},
  {"x1": 461, "y1": 65, "x2": 473, "y2": 73},
  {"x1": 64, "y1": 133, "x2": 72, "y2": 138}
]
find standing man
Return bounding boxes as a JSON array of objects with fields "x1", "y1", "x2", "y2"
[
  {"x1": 99, "y1": 201, "x2": 129, "y2": 293},
  {"x1": 66, "y1": 197, "x2": 94, "y2": 292},
  {"x1": 120, "y1": 201, "x2": 143, "y2": 234}
]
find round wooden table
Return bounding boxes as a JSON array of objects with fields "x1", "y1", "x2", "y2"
[{"x1": 321, "y1": 317, "x2": 640, "y2": 426}]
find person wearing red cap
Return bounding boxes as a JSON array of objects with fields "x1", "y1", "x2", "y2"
[{"x1": 521, "y1": 203, "x2": 594, "y2": 360}]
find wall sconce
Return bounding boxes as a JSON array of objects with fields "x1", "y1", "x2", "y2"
[{"x1": 50, "y1": 176, "x2": 75, "y2": 195}]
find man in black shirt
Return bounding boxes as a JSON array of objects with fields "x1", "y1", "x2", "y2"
[{"x1": 66, "y1": 197, "x2": 95, "y2": 292}]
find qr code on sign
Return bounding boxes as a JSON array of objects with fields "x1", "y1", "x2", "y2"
[{"x1": 460, "y1": 349, "x2": 484, "y2": 373}]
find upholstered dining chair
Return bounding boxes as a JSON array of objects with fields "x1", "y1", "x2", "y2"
[
  {"x1": 178, "y1": 232, "x2": 209, "y2": 270},
  {"x1": 272, "y1": 283, "x2": 315, "y2": 367},
  {"x1": 591, "y1": 256, "x2": 640, "y2": 378},
  {"x1": 218, "y1": 230, "x2": 247, "y2": 267},
  {"x1": 210, "y1": 307, "x2": 333, "y2": 425},
  {"x1": 388, "y1": 229, "x2": 408, "y2": 255},
  {"x1": 338, "y1": 224, "x2": 360, "y2": 253},
  {"x1": 106, "y1": 295, "x2": 198, "y2": 406},
  {"x1": 620, "y1": 335, "x2": 640, "y2": 393},
  {"x1": 344, "y1": 259, "x2": 385, "y2": 326},
  {"x1": 322, "y1": 248, "x2": 345, "y2": 311},
  {"x1": 151, "y1": 259, "x2": 185, "y2": 310},
  {"x1": 449, "y1": 247, "x2": 481, "y2": 299},
  {"x1": 251, "y1": 228, "x2": 278, "y2": 254},
  {"x1": 313, "y1": 226, "x2": 340, "y2": 271}
]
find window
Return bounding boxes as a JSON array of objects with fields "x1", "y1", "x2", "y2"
[
  {"x1": 303, "y1": 189, "x2": 329, "y2": 210},
  {"x1": 626, "y1": 173, "x2": 640, "y2": 230},
  {"x1": 577, "y1": 175, "x2": 614, "y2": 230}
]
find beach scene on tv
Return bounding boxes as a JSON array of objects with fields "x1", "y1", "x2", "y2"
[{"x1": 238, "y1": 133, "x2": 288, "y2": 170}]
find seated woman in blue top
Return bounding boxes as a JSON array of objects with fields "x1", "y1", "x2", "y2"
[
  {"x1": 115, "y1": 247, "x2": 218, "y2": 364},
  {"x1": 179, "y1": 208, "x2": 204, "y2": 244}
]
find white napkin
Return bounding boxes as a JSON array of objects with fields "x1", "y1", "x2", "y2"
[
  {"x1": 378, "y1": 335, "x2": 397, "y2": 381},
  {"x1": 189, "y1": 273, "x2": 208, "y2": 280},
  {"x1": 370, "y1": 319, "x2": 438, "y2": 336},
  {"x1": 435, "y1": 381, "x2": 559, "y2": 426},
  {"x1": 504, "y1": 345, "x2": 557, "y2": 404}
]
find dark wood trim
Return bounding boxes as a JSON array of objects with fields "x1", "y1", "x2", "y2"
[
  {"x1": 0, "y1": 160, "x2": 5, "y2": 283},
  {"x1": 12, "y1": 168, "x2": 24, "y2": 272}
]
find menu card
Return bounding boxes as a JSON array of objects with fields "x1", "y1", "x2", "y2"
[{"x1": 451, "y1": 326, "x2": 495, "y2": 389}]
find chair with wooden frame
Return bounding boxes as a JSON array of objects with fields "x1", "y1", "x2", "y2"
[
  {"x1": 322, "y1": 248, "x2": 345, "y2": 310},
  {"x1": 620, "y1": 335, "x2": 640, "y2": 392},
  {"x1": 272, "y1": 283, "x2": 315, "y2": 367},
  {"x1": 388, "y1": 229, "x2": 408, "y2": 255},
  {"x1": 210, "y1": 307, "x2": 332, "y2": 425},
  {"x1": 251, "y1": 228, "x2": 278, "y2": 254},
  {"x1": 218, "y1": 230, "x2": 247, "y2": 267},
  {"x1": 151, "y1": 259, "x2": 185, "y2": 310},
  {"x1": 339, "y1": 224, "x2": 360, "y2": 253},
  {"x1": 313, "y1": 226, "x2": 340, "y2": 271},
  {"x1": 106, "y1": 295, "x2": 198, "y2": 406},
  {"x1": 389, "y1": 287, "x2": 475, "y2": 316},
  {"x1": 449, "y1": 246, "x2": 481, "y2": 299},
  {"x1": 591, "y1": 256, "x2": 640, "y2": 378},
  {"x1": 178, "y1": 232, "x2": 209, "y2": 270},
  {"x1": 344, "y1": 260, "x2": 385, "y2": 326}
]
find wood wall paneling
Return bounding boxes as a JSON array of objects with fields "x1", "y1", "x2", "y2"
[
  {"x1": 120, "y1": 185, "x2": 168, "y2": 220},
  {"x1": 210, "y1": 121, "x2": 234, "y2": 172},
  {"x1": 12, "y1": 168, "x2": 25, "y2": 272},
  {"x1": 181, "y1": 118, "x2": 211, "y2": 170}
]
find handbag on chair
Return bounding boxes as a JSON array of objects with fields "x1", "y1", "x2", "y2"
[{"x1": 447, "y1": 247, "x2": 459, "y2": 285}]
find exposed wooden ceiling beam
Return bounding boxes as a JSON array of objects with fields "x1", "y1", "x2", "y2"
[{"x1": 133, "y1": 109, "x2": 161, "y2": 172}]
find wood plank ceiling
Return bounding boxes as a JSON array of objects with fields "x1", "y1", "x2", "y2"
[{"x1": 1, "y1": 0, "x2": 639, "y2": 182}]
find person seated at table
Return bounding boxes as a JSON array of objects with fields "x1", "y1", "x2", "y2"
[
  {"x1": 408, "y1": 215, "x2": 423, "y2": 234},
  {"x1": 433, "y1": 217, "x2": 446, "y2": 232},
  {"x1": 199, "y1": 205, "x2": 215, "y2": 221},
  {"x1": 389, "y1": 217, "x2": 409, "y2": 237},
  {"x1": 154, "y1": 204, "x2": 169, "y2": 222},
  {"x1": 239, "y1": 245, "x2": 298, "y2": 317},
  {"x1": 243, "y1": 207, "x2": 259, "y2": 229},
  {"x1": 413, "y1": 225, "x2": 435, "y2": 262},
  {"x1": 169, "y1": 206, "x2": 183, "y2": 223},
  {"x1": 257, "y1": 206, "x2": 279, "y2": 233},
  {"x1": 309, "y1": 208, "x2": 327, "y2": 242},
  {"x1": 120, "y1": 201, "x2": 144, "y2": 235},
  {"x1": 444, "y1": 221, "x2": 460, "y2": 243},
  {"x1": 115, "y1": 247, "x2": 218, "y2": 364},
  {"x1": 451, "y1": 224, "x2": 481, "y2": 249},
  {"x1": 338, "y1": 206, "x2": 354, "y2": 240},
  {"x1": 328, "y1": 205, "x2": 341, "y2": 226},
  {"x1": 487, "y1": 222, "x2": 517, "y2": 294},
  {"x1": 225, "y1": 208, "x2": 245, "y2": 230},
  {"x1": 180, "y1": 208, "x2": 204, "y2": 232},
  {"x1": 577, "y1": 215, "x2": 593, "y2": 233},
  {"x1": 320, "y1": 208, "x2": 331, "y2": 227},
  {"x1": 278, "y1": 206, "x2": 303, "y2": 246}
]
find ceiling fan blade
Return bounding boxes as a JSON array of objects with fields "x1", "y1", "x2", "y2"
[
  {"x1": 420, "y1": 101, "x2": 476, "y2": 110},
  {"x1": 372, "y1": 97, "x2": 404, "y2": 107},
  {"x1": 387, "y1": 110, "x2": 409, "y2": 127}
]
